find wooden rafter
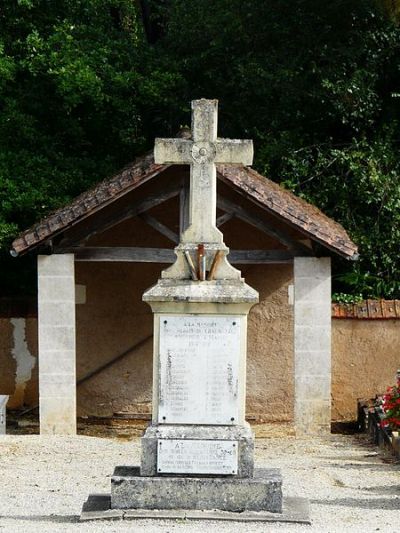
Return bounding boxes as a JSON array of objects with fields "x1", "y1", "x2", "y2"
[
  {"x1": 138, "y1": 213, "x2": 179, "y2": 244},
  {"x1": 56, "y1": 182, "x2": 182, "y2": 250},
  {"x1": 71, "y1": 247, "x2": 173, "y2": 262},
  {"x1": 216, "y1": 196, "x2": 312, "y2": 255},
  {"x1": 179, "y1": 181, "x2": 190, "y2": 235},
  {"x1": 54, "y1": 182, "x2": 312, "y2": 256},
  {"x1": 230, "y1": 249, "x2": 293, "y2": 264},
  {"x1": 216, "y1": 212, "x2": 234, "y2": 227}
]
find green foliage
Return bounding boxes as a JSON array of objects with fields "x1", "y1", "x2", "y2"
[
  {"x1": 332, "y1": 293, "x2": 363, "y2": 304},
  {"x1": 0, "y1": 0, "x2": 400, "y2": 298},
  {"x1": 0, "y1": 0, "x2": 180, "y2": 294},
  {"x1": 282, "y1": 136, "x2": 400, "y2": 298},
  {"x1": 152, "y1": 0, "x2": 400, "y2": 298}
]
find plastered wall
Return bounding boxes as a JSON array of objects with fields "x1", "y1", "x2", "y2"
[
  {"x1": 0, "y1": 318, "x2": 38, "y2": 408},
  {"x1": 2, "y1": 299, "x2": 400, "y2": 422},
  {"x1": 245, "y1": 265, "x2": 294, "y2": 421},
  {"x1": 2, "y1": 274, "x2": 400, "y2": 423},
  {"x1": 73, "y1": 261, "x2": 294, "y2": 419},
  {"x1": 332, "y1": 319, "x2": 400, "y2": 421}
]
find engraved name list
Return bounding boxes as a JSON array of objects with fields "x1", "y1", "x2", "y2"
[{"x1": 158, "y1": 315, "x2": 242, "y2": 425}]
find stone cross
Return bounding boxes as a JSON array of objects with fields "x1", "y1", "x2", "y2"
[{"x1": 154, "y1": 99, "x2": 253, "y2": 244}]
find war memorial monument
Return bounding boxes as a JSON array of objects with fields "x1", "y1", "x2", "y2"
[{"x1": 81, "y1": 99, "x2": 309, "y2": 524}]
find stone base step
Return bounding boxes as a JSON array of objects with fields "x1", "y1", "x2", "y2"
[
  {"x1": 80, "y1": 493, "x2": 310, "y2": 524},
  {"x1": 111, "y1": 466, "x2": 282, "y2": 513}
]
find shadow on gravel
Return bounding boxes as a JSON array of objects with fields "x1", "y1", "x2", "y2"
[
  {"x1": 316, "y1": 455, "x2": 379, "y2": 462},
  {"x1": 322, "y1": 462, "x2": 394, "y2": 471},
  {"x1": 364, "y1": 485, "x2": 400, "y2": 495},
  {"x1": 0, "y1": 515, "x2": 79, "y2": 523},
  {"x1": 312, "y1": 497, "x2": 400, "y2": 510}
]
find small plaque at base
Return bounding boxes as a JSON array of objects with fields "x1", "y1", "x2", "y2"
[{"x1": 157, "y1": 439, "x2": 238, "y2": 475}]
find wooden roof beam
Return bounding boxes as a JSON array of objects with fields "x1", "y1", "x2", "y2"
[
  {"x1": 67, "y1": 246, "x2": 294, "y2": 264},
  {"x1": 217, "y1": 196, "x2": 313, "y2": 256},
  {"x1": 56, "y1": 183, "x2": 182, "y2": 251},
  {"x1": 216, "y1": 212, "x2": 234, "y2": 227},
  {"x1": 138, "y1": 213, "x2": 179, "y2": 244}
]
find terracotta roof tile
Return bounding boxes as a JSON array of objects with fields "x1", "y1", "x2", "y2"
[
  {"x1": 217, "y1": 165, "x2": 357, "y2": 259},
  {"x1": 11, "y1": 152, "x2": 357, "y2": 259},
  {"x1": 332, "y1": 300, "x2": 400, "y2": 319},
  {"x1": 11, "y1": 152, "x2": 167, "y2": 255}
]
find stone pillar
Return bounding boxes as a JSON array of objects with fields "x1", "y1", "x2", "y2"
[
  {"x1": 0, "y1": 395, "x2": 9, "y2": 434},
  {"x1": 294, "y1": 257, "x2": 331, "y2": 435},
  {"x1": 38, "y1": 254, "x2": 76, "y2": 435}
]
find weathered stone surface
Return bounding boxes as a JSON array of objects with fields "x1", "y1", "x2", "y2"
[
  {"x1": 0, "y1": 395, "x2": 8, "y2": 434},
  {"x1": 158, "y1": 315, "x2": 242, "y2": 425},
  {"x1": 81, "y1": 494, "x2": 123, "y2": 521},
  {"x1": 157, "y1": 439, "x2": 239, "y2": 475},
  {"x1": 111, "y1": 467, "x2": 282, "y2": 513},
  {"x1": 151, "y1": 100, "x2": 254, "y2": 282},
  {"x1": 294, "y1": 257, "x2": 331, "y2": 436},
  {"x1": 143, "y1": 278, "x2": 258, "y2": 303},
  {"x1": 123, "y1": 497, "x2": 310, "y2": 523},
  {"x1": 154, "y1": 99, "x2": 253, "y2": 247},
  {"x1": 38, "y1": 254, "x2": 76, "y2": 435},
  {"x1": 159, "y1": 244, "x2": 244, "y2": 282},
  {"x1": 148, "y1": 307, "x2": 251, "y2": 427},
  {"x1": 141, "y1": 424, "x2": 254, "y2": 478},
  {"x1": 141, "y1": 101, "x2": 260, "y2": 490},
  {"x1": 81, "y1": 494, "x2": 310, "y2": 524}
]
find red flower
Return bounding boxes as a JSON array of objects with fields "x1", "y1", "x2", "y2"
[{"x1": 381, "y1": 382, "x2": 400, "y2": 430}]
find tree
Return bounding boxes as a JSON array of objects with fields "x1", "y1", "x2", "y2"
[
  {"x1": 150, "y1": 0, "x2": 400, "y2": 299},
  {"x1": 1, "y1": 0, "x2": 400, "y2": 299},
  {"x1": 0, "y1": 0, "x2": 180, "y2": 294}
]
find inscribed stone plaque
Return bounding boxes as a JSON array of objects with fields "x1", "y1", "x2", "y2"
[
  {"x1": 158, "y1": 315, "x2": 241, "y2": 425},
  {"x1": 157, "y1": 439, "x2": 238, "y2": 475}
]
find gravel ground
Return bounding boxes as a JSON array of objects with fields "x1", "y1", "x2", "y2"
[{"x1": 0, "y1": 432, "x2": 398, "y2": 533}]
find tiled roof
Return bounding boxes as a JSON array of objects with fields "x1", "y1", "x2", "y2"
[
  {"x1": 217, "y1": 165, "x2": 358, "y2": 259},
  {"x1": 11, "y1": 152, "x2": 168, "y2": 255},
  {"x1": 11, "y1": 153, "x2": 357, "y2": 259}
]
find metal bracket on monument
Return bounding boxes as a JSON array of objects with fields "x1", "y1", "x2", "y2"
[{"x1": 183, "y1": 244, "x2": 227, "y2": 282}]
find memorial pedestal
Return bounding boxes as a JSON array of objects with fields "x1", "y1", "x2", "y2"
[
  {"x1": 140, "y1": 278, "x2": 258, "y2": 477},
  {"x1": 106, "y1": 277, "x2": 283, "y2": 515},
  {"x1": 140, "y1": 423, "x2": 254, "y2": 478}
]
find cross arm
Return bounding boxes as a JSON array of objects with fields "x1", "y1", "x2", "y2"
[
  {"x1": 154, "y1": 138, "x2": 192, "y2": 165},
  {"x1": 215, "y1": 139, "x2": 253, "y2": 165}
]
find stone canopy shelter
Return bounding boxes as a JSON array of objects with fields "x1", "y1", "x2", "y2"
[{"x1": 11, "y1": 151, "x2": 358, "y2": 436}]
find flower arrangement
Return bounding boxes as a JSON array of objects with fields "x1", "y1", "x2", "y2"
[{"x1": 381, "y1": 370, "x2": 400, "y2": 432}]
